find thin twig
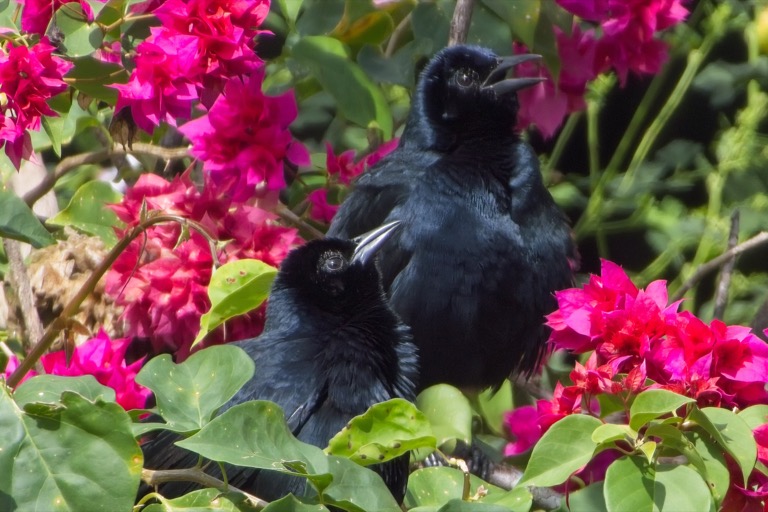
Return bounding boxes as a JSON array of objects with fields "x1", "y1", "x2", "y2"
[
  {"x1": 275, "y1": 203, "x2": 324, "y2": 240},
  {"x1": 141, "y1": 468, "x2": 269, "y2": 508},
  {"x1": 447, "y1": 0, "x2": 475, "y2": 46},
  {"x1": 385, "y1": 13, "x2": 412, "y2": 58},
  {"x1": 6, "y1": 215, "x2": 216, "y2": 388},
  {"x1": 23, "y1": 143, "x2": 191, "y2": 208},
  {"x1": 2, "y1": 240, "x2": 45, "y2": 374},
  {"x1": 671, "y1": 231, "x2": 768, "y2": 302},
  {"x1": 713, "y1": 210, "x2": 739, "y2": 319}
]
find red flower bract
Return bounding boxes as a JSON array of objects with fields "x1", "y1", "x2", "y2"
[
  {"x1": 0, "y1": 38, "x2": 73, "y2": 169},
  {"x1": 180, "y1": 72, "x2": 309, "y2": 200}
]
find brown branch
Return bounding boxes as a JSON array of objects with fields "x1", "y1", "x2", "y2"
[
  {"x1": 2, "y1": 240, "x2": 45, "y2": 374},
  {"x1": 713, "y1": 210, "x2": 739, "y2": 319},
  {"x1": 23, "y1": 143, "x2": 191, "y2": 208},
  {"x1": 6, "y1": 215, "x2": 216, "y2": 388},
  {"x1": 448, "y1": 0, "x2": 475, "y2": 46},
  {"x1": 672, "y1": 231, "x2": 768, "y2": 302},
  {"x1": 275, "y1": 203, "x2": 324, "y2": 240},
  {"x1": 141, "y1": 468, "x2": 268, "y2": 508}
]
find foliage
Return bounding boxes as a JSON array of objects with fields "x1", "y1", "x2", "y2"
[{"x1": 0, "y1": 0, "x2": 767, "y2": 510}]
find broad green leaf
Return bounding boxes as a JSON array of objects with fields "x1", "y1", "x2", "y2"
[
  {"x1": 295, "y1": 0, "x2": 345, "y2": 35},
  {"x1": 476, "y1": 379, "x2": 513, "y2": 436},
  {"x1": 466, "y1": 2, "x2": 512, "y2": 55},
  {"x1": 135, "y1": 344, "x2": 255, "y2": 432},
  {"x1": 644, "y1": 423, "x2": 707, "y2": 477},
  {"x1": 14, "y1": 374, "x2": 116, "y2": 407},
  {"x1": 690, "y1": 430, "x2": 730, "y2": 508},
  {"x1": 518, "y1": 414, "x2": 602, "y2": 487},
  {"x1": 437, "y1": 500, "x2": 510, "y2": 512},
  {"x1": 0, "y1": 0, "x2": 19, "y2": 31},
  {"x1": 0, "y1": 187, "x2": 56, "y2": 247},
  {"x1": 482, "y1": 486, "x2": 533, "y2": 511},
  {"x1": 592, "y1": 423, "x2": 636, "y2": 445},
  {"x1": 604, "y1": 456, "x2": 712, "y2": 512},
  {"x1": 263, "y1": 494, "x2": 329, "y2": 512},
  {"x1": 142, "y1": 488, "x2": 251, "y2": 511},
  {"x1": 560, "y1": 482, "x2": 607, "y2": 512},
  {"x1": 292, "y1": 36, "x2": 393, "y2": 139},
  {"x1": 326, "y1": 398, "x2": 436, "y2": 465},
  {"x1": 42, "y1": 116, "x2": 63, "y2": 156},
  {"x1": 0, "y1": 387, "x2": 141, "y2": 511},
  {"x1": 55, "y1": 3, "x2": 105, "y2": 57},
  {"x1": 66, "y1": 56, "x2": 126, "y2": 103},
  {"x1": 404, "y1": 467, "x2": 517, "y2": 509},
  {"x1": 178, "y1": 401, "x2": 400, "y2": 511},
  {"x1": 638, "y1": 440, "x2": 656, "y2": 463},
  {"x1": 193, "y1": 259, "x2": 277, "y2": 347},
  {"x1": 48, "y1": 181, "x2": 124, "y2": 246},
  {"x1": 357, "y1": 39, "x2": 433, "y2": 88},
  {"x1": 416, "y1": 384, "x2": 473, "y2": 445},
  {"x1": 690, "y1": 407, "x2": 757, "y2": 486},
  {"x1": 277, "y1": 0, "x2": 305, "y2": 27},
  {"x1": 410, "y1": 2, "x2": 450, "y2": 49},
  {"x1": 738, "y1": 404, "x2": 768, "y2": 430},
  {"x1": 628, "y1": 389, "x2": 694, "y2": 431},
  {"x1": 332, "y1": 3, "x2": 395, "y2": 48}
]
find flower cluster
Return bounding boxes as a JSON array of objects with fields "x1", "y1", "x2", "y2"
[
  {"x1": 3, "y1": 331, "x2": 150, "y2": 410},
  {"x1": 106, "y1": 172, "x2": 300, "y2": 358},
  {"x1": 505, "y1": 259, "x2": 768, "y2": 461},
  {"x1": 113, "y1": 0, "x2": 269, "y2": 133},
  {"x1": 0, "y1": 38, "x2": 73, "y2": 169},
  {"x1": 307, "y1": 139, "x2": 399, "y2": 223},
  {"x1": 179, "y1": 70, "x2": 309, "y2": 200},
  {"x1": 516, "y1": 0, "x2": 688, "y2": 137}
]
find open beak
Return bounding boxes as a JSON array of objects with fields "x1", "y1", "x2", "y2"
[
  {"x1": 351, "y1": 220, "x2": 401, "y2": 265},
  {"x1": 482, "y1": 54, "x2": 545, "y2": 95}
]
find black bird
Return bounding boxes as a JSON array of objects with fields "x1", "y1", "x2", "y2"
[
  {"x1": 328, "y1": 45, "x2": 576, "y2": 392},
  {"x1": 140, "y1": 222, "x2": 418, "y2": 502}
]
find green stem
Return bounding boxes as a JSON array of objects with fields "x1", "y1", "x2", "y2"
[{"x1": 543, "y1": 112, "x2": 581, "y2": 184}]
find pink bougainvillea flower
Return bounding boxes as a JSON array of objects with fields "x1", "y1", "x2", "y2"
[
  {"x1": 307, "y1": 189, "x2": 339, "y2": 224},
  {"x1": 2, "y1": 354, "x2": 37, "y2": 385},
  {"x1": 0, "y1": 38, "x2": 73, "y2": 169},
  {"x1": 107, "y1": 172, "x2": 301, "y2": 357},
  {"x1": 40, "y1": 330, "x2": 151, "y2": 410},
  {"x1": 180, "y1": 72, "x2": 309, "y2": 199},
  {"x1": 503, "y1": 405, "x2": 541, "y2": 456},
  {"x1": 94, "y1": 40, "x2": 123, "y2": 64},
  {"x1": 325, "y1": 139, "x2": 399, "y2": 185},
  {"x1": 112, "y1": 29, "x2": 199, "y2": 133},
  {"x1": 20, "y1": 0, "x2": 105, "y2": 36}
]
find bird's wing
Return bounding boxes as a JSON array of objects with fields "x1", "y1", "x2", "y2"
[{"x1": 327, "y1": 154, "x2": 417, "y2": 239}]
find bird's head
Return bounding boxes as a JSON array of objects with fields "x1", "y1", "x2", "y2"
[
  {"x1": 273, "y1": 221, "x2": 400, "y2": 313},
  {"x1": 411, "y1": 45, "x2": 542, "y2": 141}
]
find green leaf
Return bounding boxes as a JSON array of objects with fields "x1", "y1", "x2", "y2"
[
  {"x1": 416, "y1": 384, "x2": 473, "y2": 446},
  {"x1": 193, "y1": 259, "x2": 277, "y2": 347},
  {"x1": 295, "y1": 0, "x2": 345, "y2": 36},
  {"x1": 604, "y1": 456, "x2": 712, "y2": 512},
  {"x1": 142, "y1": 488, "x2": 252, "y2": 511},
  {"x1": 0, "y1": 187, "x2": 56, "y2": 248},
  {"x1": 628, "y1": 389, "x2": 695, "y2": 431},
  {"x1": 592, "y1": 423, "x2": 637, "y2": 445},
  {"x1": 263, "y1": 494, "x2": 329, "y2": 512},
  {"x1": 55, "y1": 3, "x2": 105, "y2": 57},
  {"x1": 690, "y1": 407, "x2": 757, "y2": 486},
  {"x1": 738, "y1": 404, "x2": 768, "y2": 430},
  {"x1": 326, "y1": 398, "x2": 435, "y2": 465},
  {"x1": 410, "y1": 2, "x2": 450, "y2": 49},
  {"x1": 67, "y1": 56, "x2": 126, "y2": 103},
  {"x1": 14, "y1": 375, "x2": 116, "y2": 407},
  {"x1": 135, "y1": 344, "x2": 255, "y2": 432},
  {"x1": 437, "y1": 500, "x2": 510, "y2": 512},
  {"x1": 42, "y1": 115, "x2": 63, "y2": 156},
  {"x1": 644, "y1": 423, "x2": 707, "y2": 478},
  {"x1": 518, "y1": 414, "x2": 602, "y2": 487},
  {"x1": 48, "y1": 181, "x2": 124, "y2": 246},
  {"x1": 0, "y1": 387, "x2": 142, "y2": 511},
  {"x1": 690, "y1": 430, "x2": 730, "y2": 508},
  {"x1": 292, "y1": 36, "x2": 393, "y2": 139},
  {"x1": 476, "y1": 379, "x2": 513, "y2": 436},
  {"x1": 0, "y1": 0, "x2": 20, "y2": 32},
  {"x1": 560, "y1": 482, "x2": 607, "y2": 512},
  {"x1": 277, "y1": 0, "x2": 305, "y2": 27},
  {"x1": 178, "y1": 401, "x2": 400, "y2": 511},
  {"x1": 404, "y1": 467, "x2": 519, "y2": 509}
]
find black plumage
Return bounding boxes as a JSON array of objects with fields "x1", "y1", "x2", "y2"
[
  {"x1": 140, "y1": 222, "x2": 418, "y2": 502},
  {"x1": 328, "y1": 45, "x2": 576, "y2": 391}
]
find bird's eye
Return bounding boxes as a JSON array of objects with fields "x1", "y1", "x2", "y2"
[
  {"x1": 456, "y1": 70, "x2": 475, "y2": 88},
  {"x1": 322, "y1": 253, "x2": 346, "y2": 273}
]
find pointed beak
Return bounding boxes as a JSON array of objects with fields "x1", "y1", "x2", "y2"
[
  {"x1": 482, "y1": 54, "x2": 545, "y2": 95},
  {"x1": 351, "y1": 220, "x2": 401, "y2": 265}
]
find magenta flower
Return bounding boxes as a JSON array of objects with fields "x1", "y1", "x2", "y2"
[
  {"x1": 180, "y1": 72, "x2": 309, "y2": 199},
  {"x1": 325, "y1": 139, "x2": 399, "y2": 185},
  {"x1": 40, "y1": 330, "x2": 151, "y2": 410},
  {"x1": 0, "y1": 38, "x2": 73, "y2": 169},
  {"x1": 2, "y1": 354, "x2": 37, "y2": 385},
  {"x1": 112, "y1": 29, "x2": 199, "y2": 133},
  {"x1": 20, "y1": 0, "x2": 104, "y2": 36},
  {"x1": 307, "y1": 189, "x2": 339, "y2": 224},
  {"x1": 503, "y1": 405, "x2": 541, "y2": 456}
]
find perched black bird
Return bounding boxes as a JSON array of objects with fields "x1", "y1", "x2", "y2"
[
  {"x1": 328, "y1": 45, "x2": 576, "y2": 391},
  {"x1": 140, "y1": 222, "x2": 418, "y2": 502}
]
